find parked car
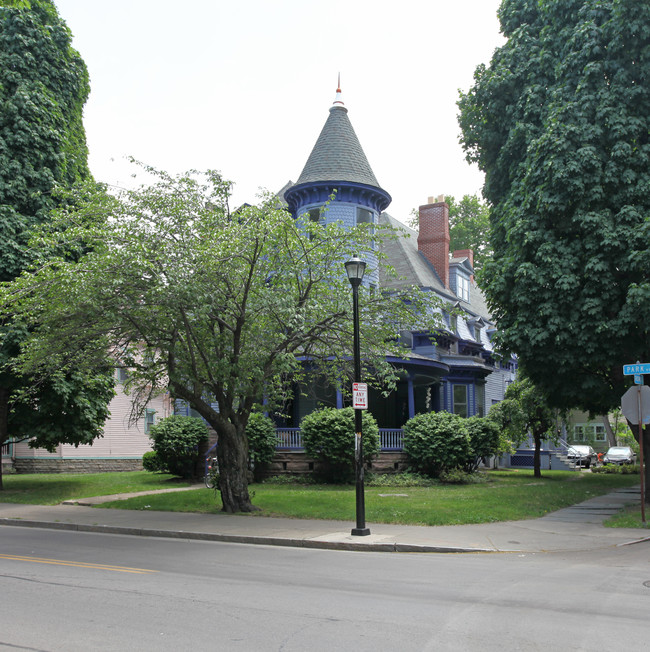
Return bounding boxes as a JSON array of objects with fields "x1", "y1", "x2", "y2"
[
  {"x1": 567, "y1": 445, "x2": 598, "y2": 469},
  {"x1": 603, "y1": 446, "x2": 636, "y2": 465}
]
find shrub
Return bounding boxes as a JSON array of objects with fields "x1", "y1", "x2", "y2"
[
  {"x1": 246, "y1": 413, "x2": 278, "y2": 480},
  {"x1": 366, "y1": 471, "x2": 435, "y2": 487},
  {"x1": 593, "y1": 464, "x2": 639, "y2": 475},
  {"x1": 403, "y1": 411, "x2": 471, "y2": 478},
  {"x1": 262, "y1": 474, "x2": 317, "y2": 485},
  {"x1": 439, "y1": 468, "x2": 488, "y2": 484},
  {"x1": 465, "y1": 416, "x2": 501, "y2": 471},
  {"x1": 301, "y1": 407, "x2": 380, "y2": 483},
  {"x1": 142, "y1": 450, "x2": 165, "y2": 473},
  {"x1": 148, "y1": 415, "x2": 209, "y2": 479}
]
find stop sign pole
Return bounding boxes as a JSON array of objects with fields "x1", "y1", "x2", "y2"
[{"x1": 621, "y1": 364, "x2": 650, "y2": 523}]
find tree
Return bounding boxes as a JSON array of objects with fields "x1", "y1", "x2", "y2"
[
  {"x1": 0, "y1": 0, "x2": 114, "y2": 488},
  {"x1": 488, "y1": 378, "x2": 560, "y2": 478},
  {"x1": 446, "y1": 195, "x2": 492, "y2": 270},
  {"x1": 458, "y1": 0, "x2": 650, "y2": 496},
  {"x1": 1, "y1": 165, "x2": 441, "y2": 512}
]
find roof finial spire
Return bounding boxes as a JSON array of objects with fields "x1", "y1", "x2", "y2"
[{"x1": 333, "y1": 73, "x2": 344, "y2": 107}]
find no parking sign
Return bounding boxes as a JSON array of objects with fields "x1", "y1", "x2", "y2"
[{"x1": 353, "y1": 382, "x2": 368, "y2": 410}]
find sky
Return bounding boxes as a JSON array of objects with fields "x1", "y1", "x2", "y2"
[{"x1": 55, "y1": 0, "x2": 506, "y2": 223}]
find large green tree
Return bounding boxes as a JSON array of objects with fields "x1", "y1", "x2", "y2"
[
  {"x1": 0, "y1": 0, "x2": 114, "y2": 487},
  {"x1": 458, "y1": 0, "x2": 650, "y2": 494},
  {"x1": 446, "y1": 194, "x2": 492, "y2": 270},
  {"x1": 1, "y1": 166, "x2": 441, "y2": 512}
]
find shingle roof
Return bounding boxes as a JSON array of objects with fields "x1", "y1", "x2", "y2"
[
  {"x1": 378, "y1": 212, "x2": 494, "y2": 322},
  {"x1": 295, "y1": 105, "x2": 381, "y2": 188}
]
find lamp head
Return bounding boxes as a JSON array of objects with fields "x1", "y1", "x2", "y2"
[{"x1": 345, "y1": 256, "x2": 366, "y2": 287}]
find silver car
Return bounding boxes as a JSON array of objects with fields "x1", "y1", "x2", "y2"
[
  {"x1": 603, "y1": 446, "x2": 636, "y2": 465},
  {"x1": 567, "y1": 445, "x2": 598, "y2": 469}
]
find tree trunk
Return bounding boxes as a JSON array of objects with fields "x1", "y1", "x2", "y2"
[
  {"x1": 0, "y1": 386, "x2": 8, "y2": 490},
  {"x1": 602, "y1": 415, "x2": 616, "y2": 448},
  {"x1": 533, "y1": 433, "x2": 542, "y2": 478},
  {"x1": 216, "y1": 421, "x2": 256, "y2": 513}
]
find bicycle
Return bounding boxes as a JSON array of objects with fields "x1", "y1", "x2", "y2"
[{"x1": 204, "y1": 456, "x2": 219, "y2": 489}]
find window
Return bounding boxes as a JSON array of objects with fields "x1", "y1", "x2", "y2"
[
  {"x1": 449, "y1": 314, "x2": 458, "y2": 334},
  {"x1": 357, "y1": 207, "x2": 373, "y2": 226},
  {"x1": 474, "y1": 325, "x2": 482, "y2": 343},
  {"x1": 145, "y1": 409, "x2": 156, "y2": 435},
  {"x1": 457, "y1": 275, "x2": 470, "y2": 302},
  {"x1": 116, "y1": 368, "x2": 128, "y2": 384},
  {"x1": 453, "y1": 385, "x2": 468, "y2": 418},
  {"x1": 574, "y1": 423, "x2": 606, "y2": 442},
  {"x1": 356, "y1": 208, "x2": 375, "y2": 239},
  {"x1": 307, "y1": 208, "x2": 321, "y2": 240},
  {"x1": 475, "y1": 383, "x2": 485, "y2": 417}
]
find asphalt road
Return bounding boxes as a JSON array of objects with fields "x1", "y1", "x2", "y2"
[{"x1": 1, "y1": 527, "x2": 648, "y2": 651}]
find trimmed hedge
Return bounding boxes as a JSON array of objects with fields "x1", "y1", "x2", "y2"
[
  {"x1": 403, "y1": 411, "x2": 471, "y2": 478},
  {"x1": 148, "y1": 415, "x2": 209, "y2": 479},
  {"x1": 301, "y1": 407, "x2": 380, "y2": 483}
]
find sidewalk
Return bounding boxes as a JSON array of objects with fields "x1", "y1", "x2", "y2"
[{"x1": 1, "y1": 486, "x2": 648, "y2": 554}]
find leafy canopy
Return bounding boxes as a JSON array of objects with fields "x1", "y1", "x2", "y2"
[
  {"x1": 0, "y1": 0, "x2": 113, "y2": 465},
  {"x1": 446, "y1": 194, "x2": 492, "y2": 270},
  {"x1": 1, "y1": 164, "x2": 442, "y2": 511},
  {"x1": 458, "y1": 0, "x2": 650, "y2": 414}
]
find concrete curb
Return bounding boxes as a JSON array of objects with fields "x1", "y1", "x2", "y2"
[{"x1": 0, "y1": 517, "x2": 493, "y2": 554}]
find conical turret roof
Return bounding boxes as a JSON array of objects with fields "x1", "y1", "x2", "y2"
[{"x1": 295, "y1": 92, "x2": 381, "y2": 188}]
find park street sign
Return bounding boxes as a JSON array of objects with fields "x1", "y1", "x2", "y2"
[
  {"x1": 621, "y1": 385, "x2": 650, "y2": 425},
  {"x1": 352, "y1": 382, "x2": 368, "y2": 410}
]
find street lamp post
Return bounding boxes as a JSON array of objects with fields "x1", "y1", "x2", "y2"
[{"x1": 345, "y1": 256, "x2": 370, "y2": 537}]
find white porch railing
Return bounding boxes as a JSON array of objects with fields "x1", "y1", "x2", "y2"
[{"x1": 275, "y1": 428, "x2": 404, "y2": 452}]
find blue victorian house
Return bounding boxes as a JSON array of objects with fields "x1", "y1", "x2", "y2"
[{"x1": 277, "y1": 84, "x2": 517, "y2": 442}]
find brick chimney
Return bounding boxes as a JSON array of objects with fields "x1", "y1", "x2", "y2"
[{"x1": 418, "y1": 196, "x2": 450, "y2": 288}]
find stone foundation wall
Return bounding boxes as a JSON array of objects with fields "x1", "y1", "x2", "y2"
[
  {"x1": 13, "y1": 459, "x2": 144, "y2": 474},
  {"x1": 263, "y1": 450, "x2": 409, "y2": 477}
]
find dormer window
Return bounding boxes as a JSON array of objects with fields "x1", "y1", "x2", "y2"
[{"x1": 457, "y1": 274, "x2": 470, "y2": 302}]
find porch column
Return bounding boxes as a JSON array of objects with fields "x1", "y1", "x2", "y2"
[
  {"x1": 336, "y1": 389, "x2": 343, "y2": 409},
  {"x1": 408, "y1": 375, "x2": 415, "y2": 420}
]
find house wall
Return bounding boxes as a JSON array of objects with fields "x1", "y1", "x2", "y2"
[
  {"x1": 301, "y1": 200, "x2": 379, "y2": 286},
  {"x1": 12, "y1": 382, "x2": 172, "y2": 473}
]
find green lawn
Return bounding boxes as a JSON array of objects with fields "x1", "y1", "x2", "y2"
[
  {"x1": 96, "y1": 470, "x2": 640, "y2": 526},
  {"x1": 1, "y1": 469, "x2": 641, "y2": 526},
  {"x1": 0, "y1": 471, "x2": 190, "y2": 505}
]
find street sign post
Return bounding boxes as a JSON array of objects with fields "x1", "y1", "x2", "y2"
[{"x1": 621, "y1": 384, "x2": 648, "y2": 524}]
